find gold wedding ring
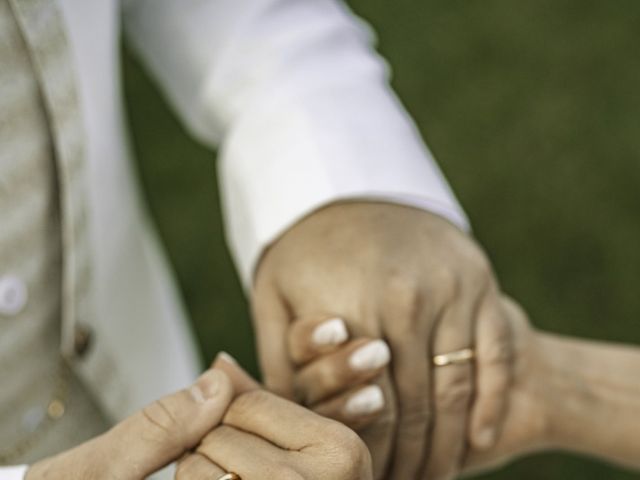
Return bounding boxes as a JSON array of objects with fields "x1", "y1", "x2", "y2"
[
  {"x1": 217, "y1": 474, "x2": 241, "y2": 480},
  {"x1": 433, "y1": 348, "x2": 475, "y2": 367}
]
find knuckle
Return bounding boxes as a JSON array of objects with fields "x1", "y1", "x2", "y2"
[
  {"x1": 384, "y1": 272, "x2": 420, "y2": 310},
  {"x1": 436, "y1": 370, "x2": 473, "y2": 413},
  {"x1": 430, "y1": 266, "x2": 460, "y2": 305},
  {"x1": 314, "y1": 357, "x2": 340, "y2": 386},
  {"x1": 199, "y1": 425, "x2": 235, "y2": 450},
  {"x1": 397, "y1": 415, "x2": 429, "y2": 443},
  {"x1": 141, "y1": 398, "x2": 181, "y2": 443},
  {"x1": 397, "y1": 399, "x2": 432, "y2": 438},
  {"x1": 382, "y1": 272, "x2": 423, "y2": 331},
  {"x1": 231, "y1": 390, "x2": 272, "y2": 416},
  {"x1": 322, "y1": 424, "x2": 370, "y2": 478},
  {"x1": 463, "y1": 249, "x2": 494, "y2": 289},
  {"x1": 296, "y1": 362, "x2": 338, "y2": 404}
]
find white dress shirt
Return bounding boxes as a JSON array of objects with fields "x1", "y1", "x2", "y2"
[
  {"x1": 122, "y1": 0, "x2": 469, "y2": 285},
  {"x1": 3, "y1": 0, "x2": 468, "y2": 476}
]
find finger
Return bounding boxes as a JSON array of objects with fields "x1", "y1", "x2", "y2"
[
  {"x1": 426, "y1": 300, "x2": 477, "y2": 480},
  {"x1": 102, "y1": 368, "x2": 234, "y2": 479},
  {"x1": 251, "y1": 281, "x2": 294, "y2": 397},
  {"x1": 386, "y1": 333, "x2": 432, "y2": 480},
  {"x1": 357, "y1": 374, "x2": 398, "y2": 478},
  {"x1": 295, "y1": 338, "x2": 390, "y2": 405},
  {"x1": 223, "y1": 389, "x2": 341, "y2": 451},
  {"x1": 175, "y1": 452, "x2": 226, "y2": 480},
  {"x1": 378, "y1": 284, "x2": 433, "y2": 480},
  {"x1": 288, "y1": 315, "x2": 349, "y2": 365},
  {"x1": 197, "y1": 426, "x2": 293, "y2": 479},
  {"x1": 313, "y1": 383, "x2": 386, "y2": 430},
  {"x1": 470, "y1": 295, "x2": 514, "y2": 450},
  {"x1": 212, "y1": 351, "x2": 261, "y2": 394}
]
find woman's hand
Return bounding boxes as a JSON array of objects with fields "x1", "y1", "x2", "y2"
[
  {"x1": 463, "y1": 297, "x2": 548, "y2": 474},
  {"x1": 466, "y1": 297, "x2": 640, "y2": 474},
  {"x1": 26, "y1": 369, "x2": 234, "y2": 480},
  {"x1": 176, "y1": 356, "x2": 373, "y2": 480}
]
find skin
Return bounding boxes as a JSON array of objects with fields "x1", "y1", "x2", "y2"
[
  {"x1": 300, "y1": 296, "x2": 640, "y2": 476},
  {"x1": 176, "y1": 390, "x2": 372, "y2": 480},
  {"x1": 465, "y1": 297, "x2": 640, "y2": 474},
  {"x1": 25, "y1": 359, "x2": 373, "y2": 480},
  {"x1": 178, "y1": 356, "x2": 373, "y2": 479},
  {"x1": 24, "y1": 294, "x2": 640, "y2": 479},
  {"x1": 253, "y1": 201, "x2": 513, "y2": 479}
]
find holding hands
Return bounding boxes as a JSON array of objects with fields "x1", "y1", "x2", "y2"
[
  {"x1": 289, "y1": 294, "x2": 640, "y2": 479},
  {"x1": 253, "y1": 202, "x2": 514, "y2": 479},
  {"x1": 25, "y1": 202, "x2": 640, "y2": 480}
]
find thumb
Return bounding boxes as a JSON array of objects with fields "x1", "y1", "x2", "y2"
[
  {"x1": 99, "y1": 368, "x2": 233, "y2": 479},
  {"x1": 212, "y1": 351, "x2": 262, "y2": 394}
]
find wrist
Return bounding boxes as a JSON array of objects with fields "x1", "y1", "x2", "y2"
[
  {"x1": 529, "y1": 331, "x2": 579, "y2": 450},
  {"x1": 533, "y1": 331, "x2": 640, "y2": 468},
  {"x1": 535, "y1": 331, "x2": 616, "y2": 451}
]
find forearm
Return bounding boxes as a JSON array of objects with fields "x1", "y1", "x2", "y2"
[{"x1": 536, "y1": 331, "x2": 640, "y2": 469}]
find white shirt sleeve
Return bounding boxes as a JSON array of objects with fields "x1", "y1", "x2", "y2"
[
  {"x1": 122, "y1": 0, "x2": 470, "y2": 287},
  {"x1": 0, "y1": 466, "x2": 28, "y2": 480}
]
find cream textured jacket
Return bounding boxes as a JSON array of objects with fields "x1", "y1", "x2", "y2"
[{"x1": 3, "y1": 0, "x2": 469, "y2": 476}]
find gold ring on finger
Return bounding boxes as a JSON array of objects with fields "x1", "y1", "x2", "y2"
[
  {"x1": 432, "y1": 348, "x2": 475, "y2": 367},
  {"x1": 217, "y1": 473, "x2": 241, "y2": 480}
]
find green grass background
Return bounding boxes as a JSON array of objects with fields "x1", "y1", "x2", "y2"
[{"x1": 122, "y1": 1, "x2": 640, "y2": 478}]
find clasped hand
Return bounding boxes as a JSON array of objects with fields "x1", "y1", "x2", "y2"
[{"x1": 252, "y1": 202, "x2": 514, "y2": 479}]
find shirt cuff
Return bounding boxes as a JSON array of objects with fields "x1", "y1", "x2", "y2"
[
  {"x1": 218, "y1": 80, "x2": 469, "y2": 289},
  {"x1": 0, "y1": 466, "x2": 29, "y2": 480}
]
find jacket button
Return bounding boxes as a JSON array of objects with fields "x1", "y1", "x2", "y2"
[
  {"x1": 0, "y1": 275, "x2": 28, "y2": 316},
  {"x1": 74, "y1": 324, "x2": 93, "y2": 357}
]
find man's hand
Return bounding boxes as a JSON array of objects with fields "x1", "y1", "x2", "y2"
[
  {"x1": 176, "y1": 389, "x2": 373, "y2": 479},
  {"x1": 466, "y1": 297, "x2": 640, "y2": 474},
  {"x1": 252, "y1": 202, "x2": 513, "y2": 479},
  {"x1": 177, "y1": 355, "x2": 373, "y2": 480}
]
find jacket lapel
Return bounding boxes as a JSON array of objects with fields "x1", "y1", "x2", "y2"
[{"x1": 9, "y1": 0, "x2": 128, "y2": 421}]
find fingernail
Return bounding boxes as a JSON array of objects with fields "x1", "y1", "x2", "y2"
[
  {"x1": 345, "y1": 385, "x2": 385, "y2": 416},
  {"x1": 190, "y1": 369, "x2": 225, "y2": 403},
  {"x1": 476, "y1": 427, "x2": 496, "y2": 449},
  {"x1": 217, "y1": 351, "x2": 238, "y2": 365},
  {"x1": 312, "y1": 318, "x2": 348, "y2": 346},
  {"x1": 349, "y1": 340, "x2": 391, "y2": 371}
]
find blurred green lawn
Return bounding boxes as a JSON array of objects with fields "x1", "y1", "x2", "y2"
[{"x1": 122, "y1": 1, "x2": 640, "y2": 478}]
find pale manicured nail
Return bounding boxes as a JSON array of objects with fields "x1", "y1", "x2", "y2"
[
  {"x1": 349, "y1": 340, "x2": 391, "y2": 371},
  {"x1": 190, "y1": 369, "x2": 224, "y2": 403},
  {"x1": 476, "y1": 427, "x2": 496, "y2": 449},
  {"x1": 312, "y1": 318, "x2": 348, "y2": 346},
  {"x1": 345, "y1": 385, "x2": 385, "y2": 416},
  {"x1": 217, "y1": 351, "x2": 238, "y2": 365}
]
